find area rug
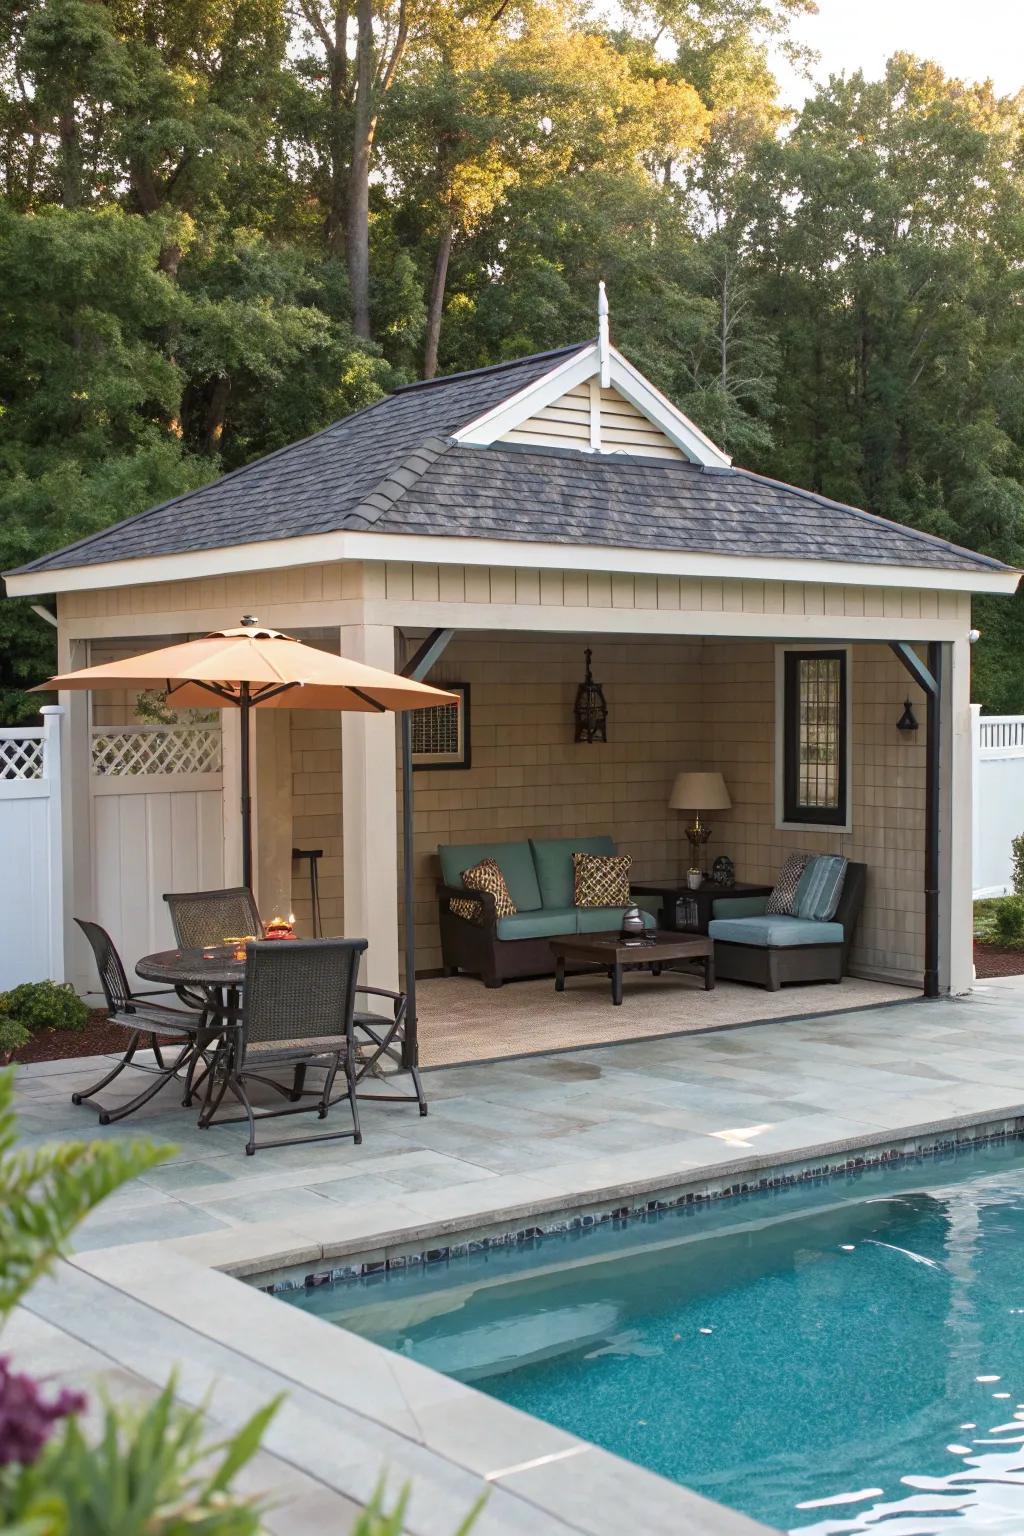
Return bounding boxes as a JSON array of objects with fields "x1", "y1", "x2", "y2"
[{"x1": 416, "y1": 971, "x2": 916, "y2": 1068}]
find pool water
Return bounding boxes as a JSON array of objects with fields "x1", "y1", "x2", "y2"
[{"x1": 283, "y1": 1140, "x2": 1024, "y2": 1533}]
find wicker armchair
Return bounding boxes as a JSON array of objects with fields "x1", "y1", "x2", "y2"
[
  {"x1": 197, "y1": 938, "x2": 367, "y2": 1156},
  {"x1": 74, "y1": 919, "x2": 213, "y2": 1124},
  {"x1": 164, "y1": 886, "x2": 263, "y2": 950}
]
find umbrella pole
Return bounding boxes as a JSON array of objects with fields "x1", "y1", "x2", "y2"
[
  {"x1": 400, "y1": 711, "x2": 417, "y2": 1069},
  {"x1": 240, "y1": 683, "x2": 253, "y2": 891}
]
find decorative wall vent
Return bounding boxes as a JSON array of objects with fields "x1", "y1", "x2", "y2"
[
  {"x1": 91, "y1": 726, "x2": 222, "y2": 777},
  {"x1": 411, "y1": 684, "x2": 470, "y2": 771}
]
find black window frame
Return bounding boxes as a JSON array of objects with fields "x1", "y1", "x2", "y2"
[{"x1": 782, "y1": 649, "x2": 848, "y2": 827}]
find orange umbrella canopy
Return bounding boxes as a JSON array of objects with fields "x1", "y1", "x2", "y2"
[{"x1": 38, "y1": 621, "x2": 458, "y2": 713}]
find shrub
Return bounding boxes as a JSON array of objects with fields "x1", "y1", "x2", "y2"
[
  {"x1": 0, "y1": 1015, "x2": 30, "y2": 1059},
  {"x1": 993, "y1": 895, "x2": 1024, "y2": 947},
  {"x1": 1013, "y1": 833, "x2": 1024, "y2": 896},
  {"x1": 0, "y1": 980, "x2": 88, "y2": 1035}
]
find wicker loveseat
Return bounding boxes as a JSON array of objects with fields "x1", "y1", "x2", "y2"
[
  {"x1": 437, "y1": 836, "x2": 655, "y2": 987},
  {"x1": 707, "y1": 860, "x2": 866, "y2": 990}
]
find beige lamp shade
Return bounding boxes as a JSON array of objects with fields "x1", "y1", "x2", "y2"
[{"x1": 668, "y1": 771, "x2": 732, "y2": 812}]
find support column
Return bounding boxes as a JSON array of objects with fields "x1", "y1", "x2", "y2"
[
  {"x1": 340, "y1": 623, "x2": 400, "y2": 990},
  {"x1": 57, "y1": 632, "x2": 93, "y2": 993},
  {"x1": 944, "y1": 636, "x2": 973, "y2": 994},
  {"x1": 254, "y1": 710, "x2": 293, "y2": 920}
]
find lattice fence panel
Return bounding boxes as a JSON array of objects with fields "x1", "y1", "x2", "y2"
[
  {"x1": 91, "y1": 727, "x2": 222, "y2": 777},
  {"x1": 0, "y1": 735, "x2": 44, "y2": 781}
]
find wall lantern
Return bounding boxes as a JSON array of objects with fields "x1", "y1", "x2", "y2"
[
  {"x1": 574, "y1": 647, "x2": 608, "y2": 743},
  {"x1": 896, "y1": 699, "x2": 919, "y2": 732}
]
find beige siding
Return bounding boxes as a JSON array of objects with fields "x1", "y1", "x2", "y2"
[
  {"x1": 598, "y1": 387, "x2": 685, "y2": 459},
  {"x1": 501, "y1": 381, "x2": 592, "y2": 449},
  {"x1": 498, "y1": 382, "x2": 685, "y2": 459}
]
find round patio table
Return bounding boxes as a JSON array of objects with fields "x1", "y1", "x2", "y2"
[{"x1": 136, "y1": 945, "x2": 247, "y2": 1113}]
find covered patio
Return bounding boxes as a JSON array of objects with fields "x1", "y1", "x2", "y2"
[{"x1": 7, "y1": 336, "x2": 1018, "y2": 1060}]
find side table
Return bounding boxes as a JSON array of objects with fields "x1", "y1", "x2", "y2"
[{"x1": 630, "y1": 879, "x2": 773, "y2": 935}]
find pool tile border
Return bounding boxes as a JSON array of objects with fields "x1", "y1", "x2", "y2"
[{"x1": 255, "y1": 1111, "x2": 1024, "y2": 1295}]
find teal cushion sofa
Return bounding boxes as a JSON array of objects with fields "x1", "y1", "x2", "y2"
[
  {"x1": 707, "y1": 861, "x2": 866, "y2": 990},
  {"x1": 437, "y1": 836, "x2": 655, "y2": 986}
]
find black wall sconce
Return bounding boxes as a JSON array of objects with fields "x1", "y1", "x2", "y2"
[
  {"x1": 574, "y1": 647, "x2": 608, "y2": 743},
  {"x1": 896, "y1": 699, "x2": 919, "y2": 732}
]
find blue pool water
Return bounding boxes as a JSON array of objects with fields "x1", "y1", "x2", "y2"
[{"x1": 283, "y1": 1141, "x2": 1024, "y2": 1533}]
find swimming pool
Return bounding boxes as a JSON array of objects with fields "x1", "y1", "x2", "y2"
[{"x1": 283, "y1": 1139, "x2": 1024, "y2": 1533}]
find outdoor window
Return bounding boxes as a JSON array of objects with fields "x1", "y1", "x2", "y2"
[
  {"x1": 411, "y1": 683, "x2": 471, "y2": 770},
  {"x1": 780, "y1": 649, "x2": 849, "y2": 827}
]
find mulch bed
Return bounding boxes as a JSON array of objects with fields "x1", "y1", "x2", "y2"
[
  {"x1": 13, "y1": 1009, "x2": 126, "y2": 1064},
  {"x1": 974, "y1": 941, "x2": 1024, "y2": 979}
]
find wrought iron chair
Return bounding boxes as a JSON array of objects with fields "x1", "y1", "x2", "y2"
[
  {"x1": 164, "y1": 886, "x2": 264, "y2": 950},
  {"x1": 197, "y1": 938, "x2": 367, "y2": 1156},
  {"x1": 73, "y1": 919, "x2": 213, "y2": 1124},
  {"x1": 353, "y1": 987, "x2": 427, "y2": 1117}
]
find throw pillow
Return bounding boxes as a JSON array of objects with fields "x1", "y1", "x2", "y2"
[
  {"x1": 573, "y1": 851, "x2": 632, "y2": 908},
  {"x1": 766, "y1": 851, "x2": 810, "y2": 916},
  {"x1": 450, "y1": 857, "x2": 517, "y2": 924},
  {"x1": 796, "y1": 854, "x2": 848, "y2": 921}
]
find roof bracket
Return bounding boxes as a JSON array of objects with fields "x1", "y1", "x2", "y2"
[{"x1": 889, "y1": 641, "x2": 938, "y2": 697}]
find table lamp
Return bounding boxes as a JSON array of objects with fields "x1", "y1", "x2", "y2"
[{"x1": 668, "y1": 771, "x2": 732, "y2": 874}]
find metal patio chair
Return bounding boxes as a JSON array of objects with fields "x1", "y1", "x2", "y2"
[
  {"x1": 164, "y1": 886, "x2": 264, "y2": 950},
  {"x1": 73, "y1": 919, "x2": 214, "y2": 1124},
  {"x1": 353, "y1": 986, "x2": 427, "y2": 1117},
  {"x1": 197, "y1": 938, "x2": 367, "y2": 1156}
]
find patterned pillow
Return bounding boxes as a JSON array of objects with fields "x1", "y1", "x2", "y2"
[
  {"x1": 573, "y1": 851, "x2": 632, "y2": 909},
  {"x1": 766, "y1": 852, "x2": 810, "y2": 916},
  {"x1": 449, "y1": 857, "x2": 517, "y2": 924},
  {"x1": 796, "y1": 854, "x2": 848, "y2": 921}
]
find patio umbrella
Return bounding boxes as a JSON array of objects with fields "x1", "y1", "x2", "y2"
[{"x1": 36, "y1": 617, "x2": 456, "y2": 894}]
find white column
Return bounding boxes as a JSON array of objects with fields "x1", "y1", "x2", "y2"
[
  {"x1": 944, "y1": 636, "x2": 973, "y2": 994},
  {"x1": 57, "y1": 633, "x2": 93, "y2": 993},
  {"x1": 340, "y1": 623, "x2": 400, "y2": 990},
  {"x1": 221, "y1": 710, "x2": 243, "y2": 887},
  {"x1": 40, "y1": 706, "x2": 65, "y2": 983}
]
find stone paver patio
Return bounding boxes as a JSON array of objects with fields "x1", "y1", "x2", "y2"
[{"x1": 13, "y1": 977, "x2": 1024, "y2": 1535}]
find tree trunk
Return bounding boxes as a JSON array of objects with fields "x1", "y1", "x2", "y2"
[
  {"x1": 423, "y1": 224, "x2": 454, "y2": 379},
  {"x1": 59, "y1": 107, "x2": 81, "y2": 209},
  {"x1": 325, "y1": 2, "x2": 349, "y2": 258},
  {"x1": 203, "y1": 376, "x2": 230, "y2": 456},
  {"x1": 346, "y1": 0, "x2": 375, "y2": 338}
]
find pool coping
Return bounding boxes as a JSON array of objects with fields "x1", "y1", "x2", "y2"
[{"x1": 28, "y1": 1100, "x2": 1024, "y2": 1536}]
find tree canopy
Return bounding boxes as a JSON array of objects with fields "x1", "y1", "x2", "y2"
[{"x1": 2, "y1": 1, "x2": 1023, "y2": 717}]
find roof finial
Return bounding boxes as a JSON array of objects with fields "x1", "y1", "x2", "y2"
[{"x1": 597, "y1": 280, "x2": 610, "y2": 388}]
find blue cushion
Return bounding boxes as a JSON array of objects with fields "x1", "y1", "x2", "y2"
[
  {"x1": 529, "y1": 836, "x2": 616, "y2": 909},
  {"x1": 795, "y1": 855, "x2": 848, "y2": 921},
  {"x1": 575, "y1": 905, "x2": 656, "y2": 934},
  {"x1": 438, "y1": 841, "x2": 542, "y2": 913},
  {"x1": 708, "y1": 916, "x2": 844, "y2": 948},
  {"x1": 711, "y1": 896, "x2": 769, "y2": 919},
  {"x1": 496, "y1": 909, "x2": 577, "y2": 940}
]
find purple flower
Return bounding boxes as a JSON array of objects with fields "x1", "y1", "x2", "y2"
[{"x1": 0, "y1": 1356, "x2": 86, "y2": 1466}]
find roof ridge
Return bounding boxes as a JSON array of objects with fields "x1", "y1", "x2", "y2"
[
  {"x1": 344, "y1": 435, "x2": 455, "y2": 527},
  {"x1": 729, "y1": 465, "x2": 1013, "y2": 573},
  {"x1": 389, "y1": 343, "x2": 591, "y2": 396},
  {"x1": 11, "y1": 389, "x2": 402, "y2": 576}
]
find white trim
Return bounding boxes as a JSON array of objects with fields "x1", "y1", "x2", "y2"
[
  {"x1": 8, "y1": 528, "x2": 1018, "y2": 598},
  {"x1": 773, "y1": 644, "x2": 854, "y2": 834},
  {"x1": 453, "y1": 342, "x2": 732, "y2": 467}
]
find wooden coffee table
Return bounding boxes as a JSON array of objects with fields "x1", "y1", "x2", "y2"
[{"x1": 550, "y1": 930, "x2": 714, "y2": 1006}]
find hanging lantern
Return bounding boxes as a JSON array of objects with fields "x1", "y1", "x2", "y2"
[
  {"x1": 896, "y1": 699, "x2": 919, "y2": 732},
  {"x1": 574, "y1": 647, "x2": 608, "y2": 743}
]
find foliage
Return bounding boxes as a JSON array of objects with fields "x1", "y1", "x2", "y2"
[
  {"x1": 1012, "y1": 833, "x2": 1024, "y2": 897},
  {"x1": 0, "y1": 1069, "x2": 169, "y2": 1320},
  {"x1": 351, "y1": 1480, "x2": 484, "y2": 1536},
  {"x1": 0, "y1": 1377, "x2": 279, "y2": 1535},
  {"x1": 0, "y1": 983, "x2": 89, "y2": 1036},
  {"x1": 0, "y1": 1019, "x2": 30, "y2": 1060},
  {"x1": 3, "y1": 5, "x2": 1024, "y2": 710},
  {"x1": 989, "y1": 895, "x2": 1024, "y2": 947},
  {"x1": 0, "y1": 1356, "x2": 85, "y2": 1467}
]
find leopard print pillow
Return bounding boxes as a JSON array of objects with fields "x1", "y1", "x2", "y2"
[{"x1": 449, "y1": 857, "x2": 517, "y2": 924}]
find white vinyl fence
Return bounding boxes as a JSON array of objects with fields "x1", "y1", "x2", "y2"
[
  {"x1": 0, "y1": 707, "x2": 64, "y2": 989},
  {"x1": 973, "y1": 708, "x2": 1024, "y2": 898}
]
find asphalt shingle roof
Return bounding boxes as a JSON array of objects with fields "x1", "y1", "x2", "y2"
[{"x1": 11, "y1": 342, "x2": 1010, "y2": 579}]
